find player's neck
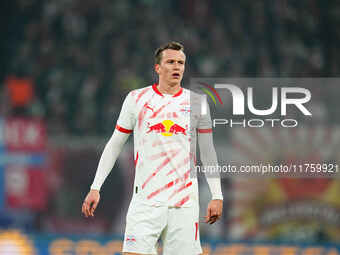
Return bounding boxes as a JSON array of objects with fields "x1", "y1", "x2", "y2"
[{"x1": 157, "y1": 82, "x2": 181, "y2": 95}]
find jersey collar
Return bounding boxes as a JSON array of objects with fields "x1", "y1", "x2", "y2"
[{"x1": 152, "y1": 83, "x2": 183, "y2": 97}]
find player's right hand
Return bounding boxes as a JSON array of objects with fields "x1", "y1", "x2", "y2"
[{"x1": 82, "y1": 189, "x2": 100, "y2": 218}]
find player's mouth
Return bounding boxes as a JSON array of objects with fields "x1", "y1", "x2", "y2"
[{"x1": 172, "y1": 73, "x2": 180, "y2": 79}]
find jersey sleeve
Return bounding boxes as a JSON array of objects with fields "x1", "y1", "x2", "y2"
[
  {"x1": 116, "y1": 92, "x2": 136, "y2": 133},
  {"x1": 197, "y1": 96, "x2": 213, "y2": 133}
]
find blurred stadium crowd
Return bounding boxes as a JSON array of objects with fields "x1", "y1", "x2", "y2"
[
  {"x1": 1, "y1": 1, "x2": 340, "y2": 250},
  {"x1": 1, "y1": 0, "x2": 340, "y2": 135}
]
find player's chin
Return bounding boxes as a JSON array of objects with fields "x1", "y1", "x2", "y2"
[
  {"x1": 169, "y1": 80, "x2": 181, "y2": 87},
  {"x1": 170, "y1": 77, "x2": 182, "y2": 84}
]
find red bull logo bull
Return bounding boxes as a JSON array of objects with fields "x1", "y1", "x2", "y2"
[{"x1": 147, "y1": 120, "x2": 187, "y2": 136}]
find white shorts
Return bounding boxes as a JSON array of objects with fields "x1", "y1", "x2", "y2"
[{"x1": 122, "y1": 198, "x2": 202, "y2": 255}]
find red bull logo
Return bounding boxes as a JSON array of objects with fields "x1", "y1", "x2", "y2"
[
  {"x1": 125, "y1": 235, "x2": 137, "y2": 246},
  {"x1": 126, "y1": 237, "x2": 136, "y2": 242},
  {"x1": 147, "y1": 120, "x2": 187, "y2": 136}
]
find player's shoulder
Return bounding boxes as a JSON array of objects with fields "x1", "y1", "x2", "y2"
[
  {"x1": 123, "y1": 85, "x2": 154, "y2": 104},
  {"x1": 129, "y1": 85, "x2": 153, "y2": 97},
  {"x1": 182, "y1": 88, "x2": 204, "y2": 102}
]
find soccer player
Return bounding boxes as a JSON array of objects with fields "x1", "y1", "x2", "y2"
[{"x1": 82, "y1": 42, "x2": 223, "y2": 255}]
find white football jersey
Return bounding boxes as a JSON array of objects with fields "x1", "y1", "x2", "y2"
[{"x1": 116, "y1": 84, "x2": 212, "y2": 207}]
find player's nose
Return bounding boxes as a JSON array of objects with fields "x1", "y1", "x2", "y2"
[{"x1": 173, "y1": 62, "x2": 181, "y2": 69}]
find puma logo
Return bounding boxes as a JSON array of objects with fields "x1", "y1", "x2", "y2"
[{"x1": 145, "y1": 104, "x2": 154, "y2": 112}]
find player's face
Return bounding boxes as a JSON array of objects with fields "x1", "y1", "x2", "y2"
[{"x1": 155, "y1": 49, "x2": 186, "y2": 87}]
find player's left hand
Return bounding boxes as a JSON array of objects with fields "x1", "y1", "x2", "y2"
[{"x1": 204, "y1": 199, "x2": 223, "y2": 224}]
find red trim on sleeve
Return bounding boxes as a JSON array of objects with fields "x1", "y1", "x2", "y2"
[
  {"x1": 195, "y1": 222, "x2": 198, "y2": 241},
  {"x1": 197, "y1": 128, "x2": 212, "y2": 133},
  {"x1": 134, "y1": 152, "x2": 139, "y2": 166},
  {"x1": 116, "y1": 125, "x2": 133, "y2": 133}
]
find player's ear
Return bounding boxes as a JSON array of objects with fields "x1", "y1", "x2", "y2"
[{"x1": 155, "y1": 64, "x2": 160, "y2": 74}]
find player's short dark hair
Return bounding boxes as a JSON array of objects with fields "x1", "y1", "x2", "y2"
[{"x1": 154, "y1": 41, "x2": 185, "y2": 65}]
